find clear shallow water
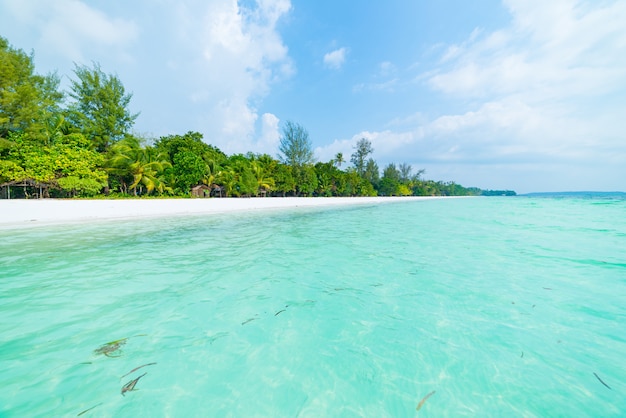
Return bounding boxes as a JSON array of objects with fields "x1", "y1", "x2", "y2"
[{"x1": 1, "y1": 197, "x2": 625, "y2": 417}]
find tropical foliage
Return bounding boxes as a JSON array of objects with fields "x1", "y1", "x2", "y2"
[
  {"x1": 67, "y1": 63, "x2": 138, "y2": 152},
  {"x1": 0, "y1": 36, "x2": 515, "y2": 199}
]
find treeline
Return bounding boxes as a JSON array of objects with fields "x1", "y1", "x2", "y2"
[
  {"x1": 480, "y1": 189, "x2": 517, "y2": 196},
  {"x1": 0, "y1": 36, "x2": 513, "y2": 199}
]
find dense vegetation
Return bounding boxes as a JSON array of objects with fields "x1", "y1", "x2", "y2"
[{"x1": 0, "y1": 36, "x2": 514, "y2": 199}]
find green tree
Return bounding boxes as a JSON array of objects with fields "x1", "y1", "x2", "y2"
[
  {"x1": 0, "y1": 36, "x2": 63, "y2": 140},
  {"x1": 1, "y1": 131, "x2": 107, "y2": 196},
  {"x1": 52, "y1": 133, "x2": 108, "y2": 196},
  {"x1": 274, "y1": 163, "x2": 296, "y2": 196},
  {"x1": 250, "y1": 157, "x2": 276, "y2": 195},
  {"x1": 57, "y1": 176, "x2": 104, "y2": 197},
  {"x1": 0, "y1": 133, "x2": 27, "y2": 183},
  {"x1": 43, "y1": 114, "x2": 71, "y2": 145},
  {"x1": 233, "y1": 155, "x2": 258, "y2": 197},
  {"x1": 363, "y1": 158, "x2": 380, "y2": 190},
  {"x1": 0, "y1": 159, "x2": 26, "y2": 184},
  {"x1": 107, "y1": 136, "x2": 171, "y2": 195},
  {"x1": 172, "y1": 150, "x2": 209, "y2": 193},
  {"x1": 314, "y1": 162, "x2": 335, "y2": 196},
  {"x1": 295, "y1": 165, "x2": 318, "y2": 196},
  {"x1": 156, "y1": 132, "x2": 226, "y2": 165},
  {"x1": 379, "y1": 163, "x2": 400, "y2": 196},
  {"x1": 217, "y1": 155, "x2": 258, "y2": 197},
  {"x1": 68, "y1": 63, "x2": 138, "y2": 152},
  {"x1": 413, "y1": 179, "x2": 436, "y2": 196},
  {"x1": 278, "y1": 121, "x2": 315, "y2": 168},
  {"x1": 278, "y1": 121, "x2": 317, "y2": 196},
  {"x1": 342, "y1": 169, "x2": 362, "y2": 196},
  {"x1": 398, "y1": 163, "x2": 413, "y2": 183},
  {"x1": 350, "y1": 138, "x2": 373, "y2": 176},
  {"x1": 382, "y1": 163, "x2": 400, "y2": 182},
  {"x1": 334, "y1": 152, "x2": 345, "y2": 168},
  {"x1": 155, "y1": 131, "x2": 226, "y2": 194},
  {"x1": 215, "y1": 166, "x2": 236, "y2": 197}
]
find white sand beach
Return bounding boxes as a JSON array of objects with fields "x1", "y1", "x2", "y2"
[{"x1": 0, "y1": 196, "x2": 438, "y2": 229}]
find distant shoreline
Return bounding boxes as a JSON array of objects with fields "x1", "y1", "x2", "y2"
[
  {"x1": 0, "y1": 196, "x2": 446, "y2": 229},
  {"x1": 519, "y1": 191, "x2": 625, "y2": 197}
]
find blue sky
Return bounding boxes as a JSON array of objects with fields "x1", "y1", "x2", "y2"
[{"x1": 1, "y1": 0, "x2": 625, "y2": 193}]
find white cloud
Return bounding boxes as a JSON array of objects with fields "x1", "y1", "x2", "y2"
[
  {"x1": 0, "y1": 0, "x2": 138, "y2": 63},
  {"x1": 323, "y1": 47, "x2": 347, "y2": 70},
  {"x1": 421, "y1": 0, "x2": 626, "y2": 174},
  {"x1": 353, "y1": 61, "x2": 399, "y2": 92},
  {"x1": 341, "y1": 0, "x2": 626, "y2": 191},
  {"x1": 0, "y1": 0, "x2": 293, "y2": 156},
  {"x1": 352, "y1": 78, "x2": 398, "y2": 93},
  {"x1": 257, "y1": 113, "x2": 281, "y2": 153},
  {"x1": 170, "y1": 0, "x2": 293, "y2": 154},
  {"x1": 378, "y1": 61, "x2": 396, "y2": 76},
  {"x1": 314, "y1": 138, "x2": 353, "y2": 164},
  {"x1": 315, "y1": 129, "x2": 417, "y2": 166},
  {"x1": 428, "y1": 0, "x2": 626, "y2": 101}
]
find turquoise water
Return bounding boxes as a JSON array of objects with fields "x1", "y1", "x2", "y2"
[{"x1": 1, "y1": 197, "x2": 625, "y2": 417}]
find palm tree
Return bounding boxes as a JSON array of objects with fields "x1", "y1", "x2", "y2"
[
  {"x1": 334, "y1": 152, "x2": 345, "y2": 168},
  {"x1": 250, "y1": 160, "x2": 275, "y2": 196},
  {"x1": 43, "y1": 114, "x2": 67, "y2": 145},
  {"x1": 107, "y1": 136, "x2": 171, "y2": 195},
  {"x1": 214, "y1": 166, "x2": 236, "y2": 197}
]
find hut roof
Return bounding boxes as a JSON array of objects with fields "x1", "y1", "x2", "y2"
[{"x1": 0, "y1": 179, "x2": 50, "y2": 188}]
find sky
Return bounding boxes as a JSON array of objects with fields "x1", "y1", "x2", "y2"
[{"x1": 1, "y1": 0, "x2": 625, "y2": 193}]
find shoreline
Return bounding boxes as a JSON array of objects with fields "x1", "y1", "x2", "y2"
[{"x1": 0, "y1": 196, "x2": 443, "y2": 229}]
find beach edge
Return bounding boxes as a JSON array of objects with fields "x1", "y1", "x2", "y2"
[{"x1": 0, "y1": 196, "x2": 446, "y2": 229}]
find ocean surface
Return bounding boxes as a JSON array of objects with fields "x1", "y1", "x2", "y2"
[{"x1": 1, "y1": 195, "x2": 625, "y2": 417}]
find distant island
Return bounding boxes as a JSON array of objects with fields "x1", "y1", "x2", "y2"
[
  {"x1": 477, "y1": 190, "x2": 517, "y2": 197},
  {"x1": 520, "y1": 191, "x2": 625, "y2": 198},
  {"x1": 0, "y1": 36, "x2": 515, "y2": 200}
]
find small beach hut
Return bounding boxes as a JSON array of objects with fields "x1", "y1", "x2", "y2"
[
  {"x1": 191, "y1": 184, "x2": 212, "y2": 198},
  {"x1": 0, "y1": 179, "x2": 50, "y2": 199},
  {"x1": 210, "y1": 185, "x2": 223, "y2": 198}
]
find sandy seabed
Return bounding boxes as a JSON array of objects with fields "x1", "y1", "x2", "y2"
[{"x1": 0, "y1": 196, "x2": 439, "y2": 229}]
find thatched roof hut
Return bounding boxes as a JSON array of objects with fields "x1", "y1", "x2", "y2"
[
  {"x1": 0, "y1": 179, "x2": 50, "y2": 199},
  {"x1": 191, "y1": 184, "x2": 212, "y2": 198}
]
